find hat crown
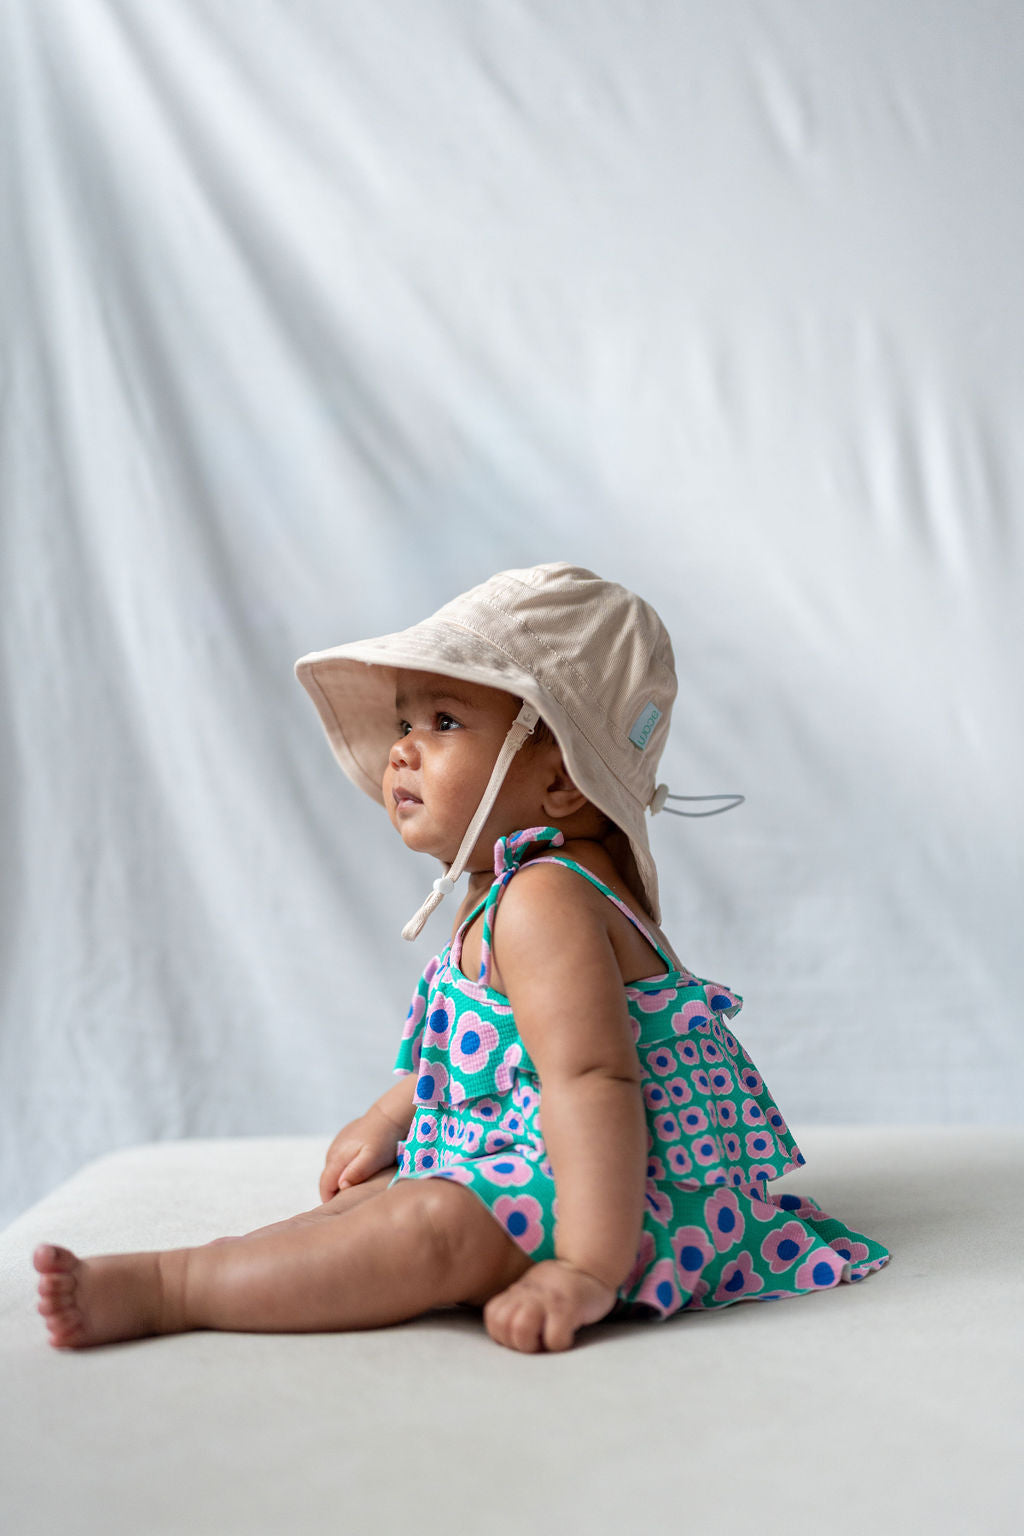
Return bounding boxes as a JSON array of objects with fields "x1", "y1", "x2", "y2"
[{"x1": 434, "y1": 563, "x2": 676, "y2": 803}]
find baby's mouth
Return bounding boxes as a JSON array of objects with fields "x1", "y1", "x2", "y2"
[{"x1": 393, "y1": 788, "x2": 422, "y2": 809}]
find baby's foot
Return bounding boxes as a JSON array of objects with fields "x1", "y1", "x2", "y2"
[{"x1": 33, "y1": 1243, "x2": 184, "y2": 1349}]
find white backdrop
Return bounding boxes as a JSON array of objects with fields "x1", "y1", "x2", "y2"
[{"x1": 2, "y1": 0, "x2": 1021, "y2": 1226}]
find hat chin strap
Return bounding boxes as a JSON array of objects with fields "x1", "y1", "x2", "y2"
[{"x1": 401, "y1": 702, "x2": 540, "y2": 941}]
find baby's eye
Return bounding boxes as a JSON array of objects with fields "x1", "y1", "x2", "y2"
[
  {"x1": 436, "y1": 712, "x2": 461, "y2": 732},
  {"x1": 397, "y1": 719, "x2": 412, "y2": 737}
]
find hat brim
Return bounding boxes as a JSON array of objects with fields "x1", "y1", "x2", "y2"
[{"x1": 295, "y1": 616, "x2": 662, "y2": 921}]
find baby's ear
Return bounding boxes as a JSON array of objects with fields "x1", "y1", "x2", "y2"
[{"x1": 542, "y1": 761, "x2": 589, "y2": 818}]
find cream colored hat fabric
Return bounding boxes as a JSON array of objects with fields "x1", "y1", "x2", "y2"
[{"x1": 295, "y1": 563, "x2": 678, "y2": 923}]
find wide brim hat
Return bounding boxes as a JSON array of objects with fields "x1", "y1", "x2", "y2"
[{"x1": 295, "y1": 563, "x2": 678, "y2": 925}]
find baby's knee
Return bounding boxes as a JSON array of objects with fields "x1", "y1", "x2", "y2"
[{"x1": 388, "y1": 1177, "x2": 467, "y2": 1280}]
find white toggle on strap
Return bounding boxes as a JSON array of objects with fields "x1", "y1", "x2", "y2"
[
  {"x1": 401, "y1": 702, "x2": 540, "y2": 941},
  {"x1": 649, "y1": 785, "x2": 746, "y2": 818}
]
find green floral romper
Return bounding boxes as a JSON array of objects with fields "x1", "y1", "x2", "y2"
[{"x1": 391, "y1": 827, "x2": 890, "y2": 1318}]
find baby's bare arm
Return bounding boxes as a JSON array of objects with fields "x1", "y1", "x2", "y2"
[
  {"x1": 319, "y1": 1073, "x2": 417, "y2": 1202},
  {"x1": 485, "y1": 866, "x2": 647, "y2": 1348}
]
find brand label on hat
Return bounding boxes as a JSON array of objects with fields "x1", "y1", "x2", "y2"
[{"x1": 628, "y1": 701, "x2": 662, "y2": 750}]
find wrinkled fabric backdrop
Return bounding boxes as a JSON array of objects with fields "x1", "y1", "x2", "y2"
[{"x1": 1, "y1": 0, "x2": 1021, "y2": 1225}]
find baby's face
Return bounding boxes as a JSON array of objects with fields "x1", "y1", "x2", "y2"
[{"x1": 383, "y1": 671, "x2": 557, "y2": 868}]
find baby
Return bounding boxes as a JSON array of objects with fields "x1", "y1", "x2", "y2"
[{"x1": 35, "y1": 563, "x2": 889, "y2": 1352}]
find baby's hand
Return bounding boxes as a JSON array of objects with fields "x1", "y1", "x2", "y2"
[
  {"x1": 483, "y1": 1259, "x2": 618, "y2": 1353},
  {"x1": 319, "y1": 1106, "x2": 404, "y2": 1203}
]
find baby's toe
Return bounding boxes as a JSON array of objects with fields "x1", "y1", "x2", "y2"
[
  {"x1": 33, "y1": 1243, "x2": 78, "y2": 1275},
  {"x1": 37, "y1": 1271, "x2": 75, "y2": 1299}
]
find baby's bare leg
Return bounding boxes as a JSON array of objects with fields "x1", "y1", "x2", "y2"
[
  {"x1": 211, "y1": 1167, "x2": 398, "y2": 1243},
  {"x1": 35, "y1": 1177, "x2": 531, "y2": 1348}
]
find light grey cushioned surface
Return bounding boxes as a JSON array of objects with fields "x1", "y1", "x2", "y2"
[{"x1": 1, "y1": 1129, "x2": 1020, "y2": 1535}]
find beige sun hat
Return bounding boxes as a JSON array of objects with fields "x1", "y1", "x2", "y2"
[{"x1": 295, "y1": 562, "x2": 742, "y2": 938}]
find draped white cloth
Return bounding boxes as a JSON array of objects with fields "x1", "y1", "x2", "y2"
[{"x1": 2, "y1": 0, "x2": 1021, "y2": 1225}]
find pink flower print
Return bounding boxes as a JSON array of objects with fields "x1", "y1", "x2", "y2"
[
  {"x1": 760, "y1": 1222, "x2": 814, "y2": 1274},
  {"x1": 741, "y1": 1098, "x2": 766, "y2": 1126},
  {"x1": 665, "y1": 1144, "x2": 694, "y2": 1180},
  {"x1": 415, "y1": 1116, "x2": 439, "y2": 1144},
  {"x1": 461, "y1": 1122, "x2": 483, "y2": 1154},
  {"x1": 693, "y1": 1135, "x2": 722, "y2": 1167},
  {"x1": 705, "y1": 984, "x2": 739, "y2": 1014},
  {"x1": 766, "y1": 1107, "x2": 788, "y2": 1135},
  {"x1": 484, "y1": 1129, "x2": 514, "y2": 1154},
  {"x1": 722, "y1": 1131, "x2": 742, "y2": 1160},
  {"x1": 449, "y1": 1081, "x2": 466, "y2": 1107},
  {"x1": 643, "y1": 1182, "x2": 674, "y2": 1228},
  {"x1": 775, "y1": 1191, "x2": 823, "y2": 1221},
  {"x1": 423, "y1": 993, "x2": 455, "y2": 1050},
  {"x1": 635, "y1": 1258, "x2": 680, "y2": 1317},
  {"x1": 622, "y1": 1231, "x2": 656, "y2": 1293},
  {"x1": 647, "y1": 1154, "x2": 667, "y2": 1180},
  {"x1": 691, "y1": 1069, "x2": 711, "y2": 1096},
  {"x1": 722, "y1": 1030, "x2": 740, "y2": 1057},
  {"x1": 682, "y1": 1277, "x2": 711, "y2": 1310},
  {"x1": 747, "y1": 1163, "x2": 777, "y2": 1185},
  {"x1": 445, "y1": 1116, "x2": 469, "y2": 1147},
  {"x1": 500, "y1": 1110, "x2": 525, "y2": 1138},
  {"x1": 714, "y1": 1100, "x2": 738, "y2": 1129},
  {"x1": 644, "y1": 1081, "x2": 671, "y2": 1112},
  {"x1": 795, "y1": 1248, "x2": 846, "y2": 1290},
  {"x1": 645, "y1": 1046, "x2": 676, "y2": 1077},
  {"x1": 493, "y1": 1193, "x2": 546, "y2": 1253},
  {"x1": 671, "y1": 1224, "x2": 715, "y2": 1280},
  {"x1": 479, "y1": 1155, "x2": 533, "y2": 1187},
  {"x1": 472, "y1": 1097, "x2": 502, "y2": 1122},
  {"x1": 665, "y1": 1076, "x2": 692, "y2": 1106},
  {"x1": 652, "y1": 1112, "x2": 681, "y2": 1143},
  {"x1": 631, "y1": 987, "x2": 679, "y2": 1014},
  {"x1": 705, "y1": 1188, "x2": 745, "y2": 1252},
  {"x1": 708, "y1": 1066, "x2": 734, "y2": 1095},
  {"x1": 748, "y1": 1193, "x2": 781, "y2": 1223},
  {"x1": 456, "y1": 976, "x2": 513, "y2": 1013},
  {"x1": 829, "y1": 1236, "x2": 870, "y2": 1264},
  {"x1": 739, "y1": 1067, "x2": 764, "y2": 1095},
  {"x1": 677, "y1": 1039, "x2": 700, "y2": 1067},
  {"x1": 414, "y1": 1060, "x2": 449, "y2": 1107},
  {"x1": 401, "y1": 988, "x2": 428, "y2": 1043},
  {"x1": 413, "y1": 1147, "x2": 441, "y2": 1173},
  {"x1": 680, "y1": 1107, "x2": 709, "y2": 1135},
  {"x1": 670, "y1": 999, "x2": 712, "y2": 1034},
  {"x1": 745, "y1": 1129, "x2": 775, "y2": 1160},
  {"x1": 434, "y1": 1164, "x2": 474, "y2": 1185},
  {"x1": 713, "y1": 1250, "x2": 764, "y2": 1302},
  {"x1": 450, "y1": 1012, "x2": 499, "y2": 1075},
  {"x1": 515, "y1": 1081, "x2": 540, "y2": 1116},
  {"x1": 494, "y1": 1043, "x2": 522, "y2": 1093}
]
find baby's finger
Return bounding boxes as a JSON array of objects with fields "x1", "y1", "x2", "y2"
[
  {"x1": 507, "y1": 1298, "x2": 545, "y2": 1354},
  {"x1": 483, "y1": 1293, "x2": 525, "y2": 1351},
  {"x1": 334, "y1": 1146, "x2": 378, "y2": 1191},
  {"x1": 541, "y1": 1301, "x2": 577, "y2": 1353}
]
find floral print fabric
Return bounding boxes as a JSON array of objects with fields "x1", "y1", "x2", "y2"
[{"x1": 391, "y1": 827, "x2": 889, "y2": 1319}]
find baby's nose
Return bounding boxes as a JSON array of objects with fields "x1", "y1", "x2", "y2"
[{"x1": 389, "y1": 732, "x2": 417, "y2": 767}]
